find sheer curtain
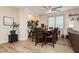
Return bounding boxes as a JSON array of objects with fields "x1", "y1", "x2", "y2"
[
  {"x1": 48, "y1": 16, "x2": 64, "y2": 36},
  {"x1": 48, "y1": 16, "x2": 64, "y2": 29},
  {"x1": 56, "y1": 16, "x2": 64, "y2": 29},
  {"x1": 48, "y1": 17, "x2": 55, "y2": 28}
]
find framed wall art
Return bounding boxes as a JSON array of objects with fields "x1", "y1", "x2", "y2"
[{"x1": 3, "y1": 16, "x2": 14, "y2": 26}]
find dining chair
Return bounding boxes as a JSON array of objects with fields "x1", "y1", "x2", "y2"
[
  {"x1": 31, "y1": 28, "x2": 36, "y2": 42},
  {"x1": 35, "y1": 27, "x2": 44, "y2": 47},
  {"x1": 45, "y1": 28, "x2": 58, "y2": 47}
]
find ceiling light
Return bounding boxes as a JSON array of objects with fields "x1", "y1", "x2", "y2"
[{"x1": 48, "y1": 9, "x2": 52, "y2": 13}]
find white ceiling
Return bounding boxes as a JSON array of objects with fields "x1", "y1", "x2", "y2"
[
  {"x1": 26, "y1": 6, "x2": 79, "y2": 15},
  {"x1": 13, "y1": 6, "x2": 79, "y2": 15}
]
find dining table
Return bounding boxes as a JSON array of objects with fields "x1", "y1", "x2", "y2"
[{"x1": 42, "y1": 30, "x2": 53, "y2": 44}]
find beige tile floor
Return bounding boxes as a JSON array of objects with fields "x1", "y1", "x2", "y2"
[{"x1": 0, "y1": 38, "x2": 74, "y2": 53}]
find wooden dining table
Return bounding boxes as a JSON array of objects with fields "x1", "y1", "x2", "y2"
[
  {"x1": 42, "y1": 30, "x2": 53, "y2": 36},
  {"x1": 42, "y1": 30, "x2": 53, "y2": 44}
]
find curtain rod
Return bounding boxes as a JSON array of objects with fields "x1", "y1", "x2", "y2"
[{"x1": 69, "y1": 14, "x2": 79, "y2": 17}]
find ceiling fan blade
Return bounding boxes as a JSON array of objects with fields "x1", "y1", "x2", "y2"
[
  {"x1": 52, "y1": 6, "x2": 63, "y2": 10},
  {"x1": 42, "y1": 6, "x2": 48, "y2": 9},
  {"x1": 53, "y1": 10, "x2": 61, "y2": 11}
]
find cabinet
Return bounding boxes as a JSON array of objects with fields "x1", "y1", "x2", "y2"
[
  {"x1": 68, "y1": 28, "x2": 79, "y2": 52},
  {"x1": 8, "y1": 34, "x2": 18, "y2": 43}
]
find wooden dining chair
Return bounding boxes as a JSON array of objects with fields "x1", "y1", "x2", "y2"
[
  {"x1": 35, "y1": 27, "x2": 44, "y2": 47},
  {"x1": 54, "y1": 28, "x2": 58, "y2": 41},
  {"x1": 45, "y1": 28, "x2": 58, "y2": 47},
  {"x1": 31, "y1": 28, "x2": 36, "y2": 42}
]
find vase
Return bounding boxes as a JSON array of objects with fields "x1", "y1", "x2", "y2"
[{"x1": 10, "y1": 30, "x2": 16, "y2": 35}]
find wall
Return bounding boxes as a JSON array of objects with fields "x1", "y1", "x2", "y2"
[
  {"x1": 39, "y1": 15, "x2": 48, "y2": 27},
  {"x1": 19, "y1": 7, "x2": 37, "y2": 40},
  {"x1": 0, "y1": 7, "x2": 19, "y2": 43},
  {"x1": 0, "y1": 6, "x2": 38, "y2": 43},
  {"x1": 40, "y1": 8, "x2": 79, "y2": 36},
  {"x1": 0, "y1": 6, "x2": 39, "y2": 43}
]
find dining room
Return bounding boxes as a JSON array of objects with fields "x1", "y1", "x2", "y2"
[
  {"x1": 0, "y1": 6, "x2": 79, "y2": 53},
  {"x1": 1, "y1": 0, "x2": 79, "y2": 59},
  {"x1": 26, "y1": 6, "x2": 79, "y2": 53}
]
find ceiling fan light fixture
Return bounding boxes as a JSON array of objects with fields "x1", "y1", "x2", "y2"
[
  {"x1": 42, "y1": 6, "x2": 62, "y2": 14},
  {"x1": 48, "y1": 9, "x2": 52, "y2": 13}
]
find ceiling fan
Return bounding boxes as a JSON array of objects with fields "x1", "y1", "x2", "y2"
[{"x1": 42, "y1": 6, "x2": 63, "y2": 14}]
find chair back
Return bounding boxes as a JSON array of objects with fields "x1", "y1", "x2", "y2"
[
  {"x1": 34, "y1": 27, "x2": 44, "y2": 46},
  {"x1": 32, "y1": 28, "x2": 36, "y2": 36},
  {"x1": 53, "y1": 28, "x2": 58, "y2": 41},
  {"x1": 35, "y1": 27, "x2": 43, "y2": 36}
]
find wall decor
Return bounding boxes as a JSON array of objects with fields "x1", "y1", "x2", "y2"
[
  {"x1": 3, "y1": 16, "x2": 14, "y2": 26},
  {"x1": 69, "y1": 13, "x2": 79, "y2": 21},
  {"x1": 77, "y1": 17, "x2": 79, "y2": 21}
]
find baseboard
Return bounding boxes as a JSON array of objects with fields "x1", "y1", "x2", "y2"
[
  {"x1": 0, "y1": 40, "x2": 8, "y2": 44},
  {"x1": 0, "y1": 38, "x2": 28, "y2": 44},
  {"x1": 19, "y1": 37, "x2": 28, "y2": 40}
]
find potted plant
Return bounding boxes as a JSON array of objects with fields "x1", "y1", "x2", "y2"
[
  {"x1": 10, "y1": 22, "x2": 19, "y2": 35},
  {"x1": 27, "y1": 20, "x2": 39, "y2": 37},
  {"x1": 28, "y1": 20, "x2": 39, "y2": 29}
]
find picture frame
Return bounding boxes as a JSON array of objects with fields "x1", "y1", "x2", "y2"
[{"x1": 3, "y1": 16, "x2": 14, "y2": 26}]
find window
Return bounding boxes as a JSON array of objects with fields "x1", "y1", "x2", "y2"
[
  {"x1": 48, "y1": 16, "x2": 64, "y2": 29},
  {"x1": 48, "y1": 17, "x2": 55, "y2": 28},
  {"x1": 56, "y1": 16, "x2": 64, "y2": 28}
]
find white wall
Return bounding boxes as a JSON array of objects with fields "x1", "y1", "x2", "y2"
[
  {"x1": 0, "y1": 7, "x2": 19, "y2": 43},
  {"x1": 64, "y1": 9, "x2": 79, "y2": 31},
  {"x1": 40, "y1": 8, "x2": 79, "y2": 36},
  {"x1": 0, "y1": 6, "x2": 39, "y2": 43},
  {"x1": 19, "y1": 7, "x2": 36, "y2": 40},
  {"x1": 39, "y1": 15, "x2": 48, "y2": 27}
]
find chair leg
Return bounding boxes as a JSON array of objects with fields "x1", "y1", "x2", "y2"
[
  {"x1": 52, "y1": 43, "x2": 54, "y2": 48},
  {"x1": 54, "y1": 42, "x2": 56, "y2": 44},
  {"x1": 41, "y1": 43, "x2": 44, "y2": 48},
  {"x1": 32, "y1": 38, "x2": 33, "y2": 42},
  {"x1": 45, "y1": 42, "x2": 47, "y2": 45},
  {"x1": 35, "y1": 42, "x2": 37, "y2": 46},
  {"x1": 45, "y1": 37, "x2": 47, "y2": 45},
  {"x1": 35, "y1": 40, "x2": 38, "y2": 46}
]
